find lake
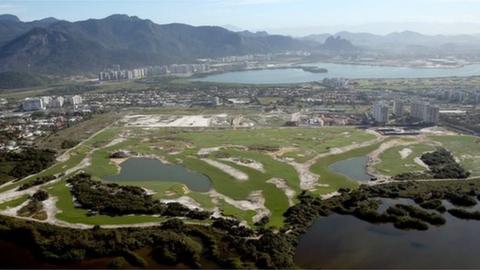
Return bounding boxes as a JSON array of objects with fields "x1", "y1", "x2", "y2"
[
  {"x1": 104, "y1": 158, "x2": 211, "y2": 192},
  {"x1": 328, "y1": 156, "x2": 371, "y2": 182},
  {"x1": 295, "y1": 199, "x2": 480, "y2": 268},
  {"x1": 193, "y1": 62, "x2": 480, "y2": 84}
]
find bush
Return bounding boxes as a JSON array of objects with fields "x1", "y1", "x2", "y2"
[
  {"x1": 448, "y1": 208, "x2": 480, "y2": 220},
  {"x1": 32, "y1": 190, "x2": 49, "y2": 201},
  {"x1": 61, "y1": 140, "x2": 79, "y2": 149},
  {"x1": 18, "y1": 175, "x2": 56, "y2": 191},
  {"x1": 393, "y1": 216, "x2": 429, "y2": 231}
]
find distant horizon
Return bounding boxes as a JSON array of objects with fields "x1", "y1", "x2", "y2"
[
  {"x1": 2, "y1": 0, "x2": 480, "y2": 36},
  {"x1": 3, "y1": 13, "x2": 480, "y2": 38}
]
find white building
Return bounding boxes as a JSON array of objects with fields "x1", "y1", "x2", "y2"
[
  {"x1": 410, "y1": 101, "x2": 439, "y2": 124},
  {"x1": 22, "y1": 98, "x2": 45, "y2": 111},
  {"x1": 393, "y1": 100, "x2": 404, "y2": 116},
  {"x1": 424, "y1": 105, "x2": 440, "y2": 124},
  {"x1": 372, "y1": 101, "x2": 389, "y2": 123},
  {"x1": 66, "y1": 95, "x2": 82, "y2": 106},
  {"x1": 50, "y1": 96, "x2": 64, "y2": 108},
  {"x1": 40, "y1": 96, "x2": 52, "y2": 107}
]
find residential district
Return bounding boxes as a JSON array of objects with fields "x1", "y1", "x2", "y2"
[{"x1": 2, "y1": 73, "x2": 480, "y2": 152}]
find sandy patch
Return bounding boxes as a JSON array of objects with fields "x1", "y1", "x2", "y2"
[
  {"x1": 56, "y1": 152, "x2": 70, "y2": 162},
  {"x1": 321, "y1": 191, "x2": 340, "y2": 200},
  {"x1": 209, "y1": 190, "x2": 270, "y2": 223},
  {"x1": 105, "y1": 137, "x2": 126, "y2": 148},
  {"x1": 221, "y1": 157, "x2": 265, "y2": 172},
  {"x1": 266, "y1": 178, "x2": 295, "y2": 206},
  {"x1": 286, "y1": 159, "x2": 324, "y2": 190},
  {"x1": 162, "y1": 196, "x2": 204, "y2": 211},
  {"x1": 399, "y1": 148, "x2": 413, "y2": 159},
  {"x1": 414, "y1": 157, "x2": 430, "y2": 170},
  {"x1": 274, "y1": 146, "x2": 299, "y2": 157},
  {"x1": 201, "y1": 159, "x2": 248, "y2": 181},
  {"x1": 198, "y1": 147, "x2": 221, "y2": 156},
  {"x1": 124, "y1": 114, "x2": 229, "y2": 128},
  {"x1": 43, "y1": 197, "x2": 58, "y2": 223},
  {"x1": 420, "y1": 126, "x2": 458, "y2": 135},
  {"x1": 2, "y1": 199, "x2": 30, "y2": 216}
]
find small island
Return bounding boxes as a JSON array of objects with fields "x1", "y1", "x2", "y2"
[{"x1": 299, "y1": 66, "x2": 328, "y2": 73}]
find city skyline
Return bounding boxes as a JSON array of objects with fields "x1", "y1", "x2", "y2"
[{"x1": 2, "y1": 0, "x2": 480, "y2": 36}]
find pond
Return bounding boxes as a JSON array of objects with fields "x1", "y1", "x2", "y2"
[
  {"x1": 295, "y1": 199, "x2": 480, "y2": 268},
  {"x1": 104, "y1": 158, "x2": 211, "y2": 192},
  {"x1": 328, "y1": 156, "x2": 371, "y2": 182},
  {"x1": 193, "y1": 62, "x2": 480, "y2": 84}
]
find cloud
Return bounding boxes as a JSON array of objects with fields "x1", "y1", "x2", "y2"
[
  {"x1": 0, "y1": 4, "x2": 19, "y2": 13},
  {"x1": 206, "y1": 0, "x2": 299, "y2": 6}
]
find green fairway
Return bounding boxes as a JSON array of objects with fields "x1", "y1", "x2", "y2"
[
  {"x1": 47, "y1": 180, "x2": 167, "y2": 225},
  {"x1": 310, "y1": 142, "x2": 384, "y2": 194},
  {"x1": 79, "y1": 126, "x2": 374, "y2": 227},
  {"x1": 0, "y1": 195, "x2": 29, "y2": 211},
  {"x1": 431, "y1": 135, "x2": 480, "y2": 176},
  {"x1": 374, "y1": 143, "x2": 434, "y2": 176},
  {"x1": 15, "y1": 120, "x2": 479, "y2": 229}
]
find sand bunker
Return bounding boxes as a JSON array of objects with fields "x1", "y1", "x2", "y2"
[
  {"x1": 201, "y1": 158, "x2": 249, "y2": 181},
  {"x1": 399, "y1": 148, "x2": 413, "y2": 159},
  {"x1": 221, "y1": 157, "x2": 265, "y2": 172},
  {"x1": 124, "y1": 114, "x2": 230, "y2": 128}
]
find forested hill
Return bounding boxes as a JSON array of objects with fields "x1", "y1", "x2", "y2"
[{"x1": 0, "y1": 14, "x2": 314, "y2": 74}]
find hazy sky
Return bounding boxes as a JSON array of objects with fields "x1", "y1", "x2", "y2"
[{"x1": 2, "y1": 0, "x2": 480, "y2": 35}]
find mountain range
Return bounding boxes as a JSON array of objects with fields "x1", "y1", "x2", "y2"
[
  {"x1": 303, "y1": 31, "x2": 480, "y2": 56},
  {"x1": 2, "y1": 14, "x2": 480, "y2": 75},
  {"x1": 0, "y1": 14, "x2": 315, "y2": 74}
]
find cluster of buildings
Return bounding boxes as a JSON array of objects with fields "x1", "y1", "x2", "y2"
[
  {"x1": 206, "y1": 54, "x2": 273, "y2": 63},
  {"x1": 149, "y1": 63, "x2": 210, "y2": 76},
  {"x1": 22, "y1": 95, "x2": 83, "y2": 111},
  {"x1": 99, "y1": 66, "x2": 147, "y2": 81},
  {"x1": 322, "y1": 78, "x2": 352, "y2": 90},
  {"x1": 372, "y1": 100, "x2": 440, "y2": 125},
  {"x1": 411, "y1": 101, "x2": 440, "y2": 124},
  {"x1": 0, "y1": 112, "x2": 85, "y2": 151}
]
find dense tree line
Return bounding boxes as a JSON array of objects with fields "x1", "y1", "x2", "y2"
[
  {"x1": 17, "y1": 176, "x2": 56, "y2": 191},
  {"x1": 0, "y1": 148, "x2": 56, "y2": 182},
  {"x1": 0, "y1": 214, "x2": 298, "y2": 268}
]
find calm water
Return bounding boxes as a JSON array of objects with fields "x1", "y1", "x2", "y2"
[
  {"x1": 194, "y1": 62, "x2": 480, "y2": 84},
  {"x1": 295, "y1": 199, "x2": 480, "y2": 268},
  {"x1": 104, "y1": 158, "x2": 211, "y2": 192},
  {"x1": 328, "y1": 156, "x2": 371, "y2": 182}
]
